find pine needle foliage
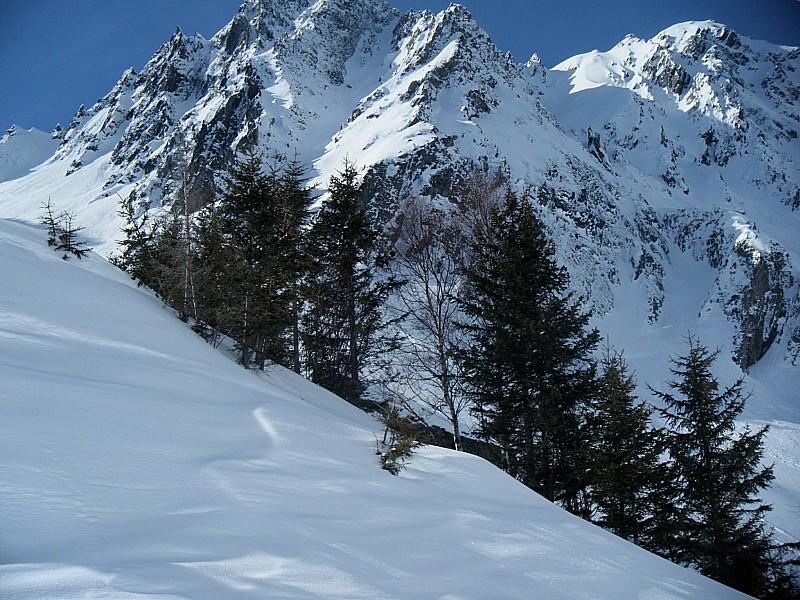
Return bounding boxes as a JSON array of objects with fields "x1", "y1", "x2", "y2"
[
  {"x1": 651, "y1": 335, "x2": 798, "y2": 598},
  {"x1": 589, "y1": 348, "x2": 663, "y2": 546},
  {"x1": 456, "y1": 187, "x2": 599, "y2": 511}
]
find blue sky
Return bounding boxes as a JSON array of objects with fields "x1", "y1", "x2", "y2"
[{"x1": 1, "y1": 0, "x2": 798, "y2": 133}]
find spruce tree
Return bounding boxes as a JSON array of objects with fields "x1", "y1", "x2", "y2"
[
  {"x1": 204, "y1": 147, "x2": 311, "y2": 369},
  {"x1": 191, "y1": 203, "x2": 234, "y2": 345},
  {"x1": 651, "y1": 336, "x2": 796, "y2": 597},
  {"x1": 40, "y1": 199, "x2": 60, "y2": 247},
  {"x1": 113, "y1": 193, "x2": 157, "y2": 287},
  {"x1": 217, "y1": 148, "x2": 282, "y2": 366},
  {"x1": 302, "y1": 160, "x2": 395, "y2": 404},
  {"x1": 55, "y1": 211, "x2": 91, "y2": 259},
  {"x1": 276, "y1": 155, "x2": 315, "y2": 373},
  {"x1": 112, "y1": 198, "x2": 191, "y2": 313},
  {"x1": 589, "y1": 348, "x2": 662, "y2": 545},
  {"x1": 457, "y1": 188, "x2": 599, "y2": 511},
  {"x1": 377, "y1": 395, "x2": 421, "y2": 475}
]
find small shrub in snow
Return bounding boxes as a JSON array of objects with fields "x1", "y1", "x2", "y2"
[
  {"x1": 377, "y1": 397, "x2": 421, "y2": 475},
  {"x1": 40, "y1": 200, "x2": 91, "y2": 259}
]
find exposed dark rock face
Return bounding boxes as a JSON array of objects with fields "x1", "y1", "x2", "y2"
[{"x1": 733, "y1": 245, "x2": 791, "y2": 369}]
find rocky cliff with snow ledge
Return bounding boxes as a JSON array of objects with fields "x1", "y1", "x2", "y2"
[
  {"x1": 546, "y1": 20, "x2": 799, "y2": 370},
  {"x1": 0, "y1": 2, "x2": 797, "y2": 389}
]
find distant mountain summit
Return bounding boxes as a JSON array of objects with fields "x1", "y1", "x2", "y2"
[
  {"x1": 0, "y1": 125, "x2": 59, "y2": 182},
  {"x1": 546, "y1": 21, "x2": 800, "y2": 370},
  {"x1": 0, "y1": 3, "x2": 798, "y2": 392}
]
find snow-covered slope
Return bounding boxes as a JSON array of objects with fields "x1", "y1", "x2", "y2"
[
  {"x1": 0, "y1": 4, "x2": 797, "y2": 411},
  {"x1": 0, "y1": 125, "x2": 60, "y2": 182},
  {"x1": 0, "y1": 217, "x2": 760, "y2": 599}
]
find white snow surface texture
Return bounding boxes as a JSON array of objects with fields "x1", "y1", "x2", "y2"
[
  {"x1": 0, "y1": 217, "x2": 757, "y2": 599},
  {"x1": 1, "y1": 0, "x2": 800, "y2": 596}
]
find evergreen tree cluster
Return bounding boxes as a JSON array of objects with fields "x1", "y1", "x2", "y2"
[
  {"x1": 111, "y1": 150, "x2": 797, "y2": 597},
  {"x1": 114, "y1": 150, "x2": 392, "y2": 406},
  {"x1": 449, "y1": 188, "x2": 797, "y2": 598},
  {"x1": 195, "y1": 148, "x2": 313, "y2": 369}
]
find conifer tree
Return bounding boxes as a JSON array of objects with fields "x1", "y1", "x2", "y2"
[
  {"x1": 40, "y1": 199, "x2": 60, "y2": 247},
  {"x1": 55, "y1": 211, "x2": 91, "y2": 259},
  {"x1": 208, "y1": 148, "x2": 294, "y2": 367},
  {"x1": 457, "y1": 188, "x2": 599, "y2": 511},
  {"x1": 589, "y1": 348, "x2": 662, "y2": 545},
  {"x1": 302, "y1": 160, "x2": 396, "y2": 404},
  {"x1": 113, "y1": 193, "x2": 157, "y2": 287},
  {"x1": 377, "y1": 394, "x2": 421, "y2": 475},
  {"x1": 651, "y1": 336, "x2": 797, "y2": 598},
  {"x1": 277, "y1": 154, "x2": 315, "y2": 373},
  {"x1": 191, "y1": 203, "x2": 230, "y2": 345},
  {"x1": 148, "y1": 213, "x2": 190, "y2": 313},
  {"x1": 114, "y1": 207, "x2": 191, "y2": 317}
]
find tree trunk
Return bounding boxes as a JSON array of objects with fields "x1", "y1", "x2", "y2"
[
  {"x1": 182, "y1": 160, "x2": 196, "y2": 322},
  {"x1": 292, "y1": 292, "x2": 301, "y2": 373}
]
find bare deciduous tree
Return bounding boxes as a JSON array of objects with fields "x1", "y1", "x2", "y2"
[{"x1": 390, "y1": 196, "x2": 469, "y2": 450}]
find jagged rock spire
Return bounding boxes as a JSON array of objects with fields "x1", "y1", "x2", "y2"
[{"x1": 221, "y1": 0, "x2": 311, "y2": 45}]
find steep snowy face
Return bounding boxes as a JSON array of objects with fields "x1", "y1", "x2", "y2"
[
  {"x1": 547, "y1": 21, "x2": 800, "y2": 369},
  {"x1": 0, "y1": 125, "x2": 60, "y2": 182},
  {"x1": 309, "y1": 5, "x2": 672, "y2": 326},
  {"x1": 255, "y1": 0, "x2": 399, "y2": 155}
]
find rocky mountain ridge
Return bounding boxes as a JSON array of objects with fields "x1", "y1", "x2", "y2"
[
  {"x1": 546, "y1": 20, "x2": 800, "y2": 369},
  {"x1": 0, "y1": 0, "x2": 798, "y2": 384}
]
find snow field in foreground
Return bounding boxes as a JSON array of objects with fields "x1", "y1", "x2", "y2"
[{"x1": 0, "y1": 218, "x2": 767, "y2": 598}]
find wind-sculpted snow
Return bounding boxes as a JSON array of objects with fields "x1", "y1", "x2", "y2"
[
  {"x1": 1, "y1": 216, "x2": 766, "y2": 599},
  {"x1": 0, "y1": 5, "x2": 797, "y2": 386},
  {"x1": 1, "y1": 7, "x2": 799, "y2": 593}
]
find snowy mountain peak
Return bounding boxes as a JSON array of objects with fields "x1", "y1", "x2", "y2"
[
  {"x1": 1, "y1": 3, "x2": 799, "y2": 385},
  {"x1": 554, "y1": 20, "x2": 799, "y2": 127},
  {"x1": 227, "y1": 0, "x2": 310, "y2": 43},
  {"x1": 394, "y1": 3, "x2": 495, "y2": 70},
  {"x1": 0, "y1": 125, "x2": 59, "y2": 182},
  {"x1": 656, "y1": 20, "x2": 737, "y2": 53},
  {"x1": 3, "y1": 124, "x2": 22, "y2": 138}
]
